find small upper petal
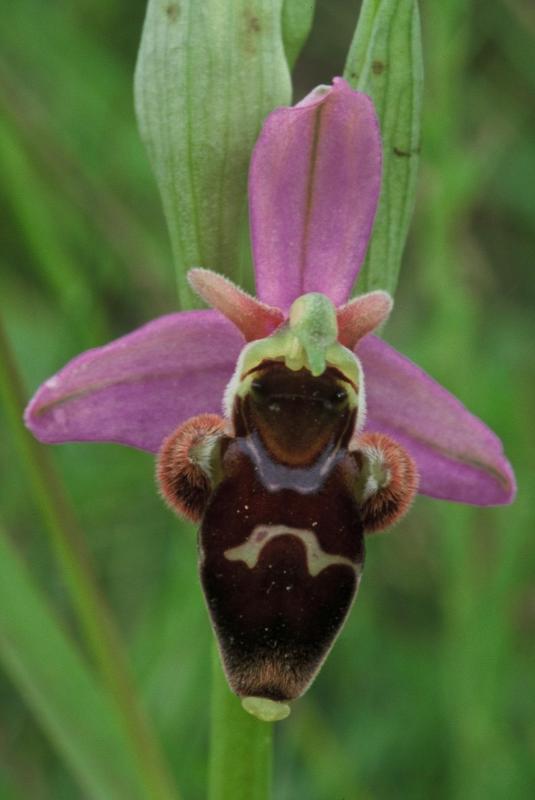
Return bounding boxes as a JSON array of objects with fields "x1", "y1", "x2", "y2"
[
  {"x1": 357, "y1": 336, "x2": 516, "y2": 506},
  {"x1": 336, "y1": 290, "x2": 393, "y2": 349},
  {"x1": 188, "y1": 268, "x2": 284, "y2": 340},
  {"x1": 250, "y1": 77, "x2": 382, "y2": 310},
  {"x1": 25, "y1": 311, "x2": 243, "y2": 452}
]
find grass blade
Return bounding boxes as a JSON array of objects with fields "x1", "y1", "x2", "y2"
[{"x1": 0, "y1": 527, "x2": 145, "y2": 800}]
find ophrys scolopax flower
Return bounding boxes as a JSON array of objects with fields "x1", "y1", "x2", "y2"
[{"x1": 25, "y1": 78, "x2": 515, "y2": 717}]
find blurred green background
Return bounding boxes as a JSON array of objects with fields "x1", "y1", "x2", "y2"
[{"x1": 1, "y1": 0, "x2": 534, "y2": 797}]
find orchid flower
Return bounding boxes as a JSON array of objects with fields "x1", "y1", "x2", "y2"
[{"x1": 25, "y1": 78, "x2": 515, "y2": 716}]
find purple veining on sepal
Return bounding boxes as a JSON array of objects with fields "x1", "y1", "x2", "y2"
[
  {"x1": 358, "y1": 336, "x2": 516, "y2": 506},
  {"x1": 25, "y1": 311, "x2": 242, "y2": 452},
  {"x1": 250, "y1": 77, "x2": 382, "y2": 310}
]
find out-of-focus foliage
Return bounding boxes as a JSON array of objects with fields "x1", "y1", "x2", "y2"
[
  {"x1": 0, "y1": 530, "x2": 148, "y2": 800},
  {"x1": 1, "y1": 1, "x2": 534, "y2": 798}
]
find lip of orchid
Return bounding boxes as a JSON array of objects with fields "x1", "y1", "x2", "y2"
[{"x1": 23, "y1": 78, "x2": 516, "y2": 507}]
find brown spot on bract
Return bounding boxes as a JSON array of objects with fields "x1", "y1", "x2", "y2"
[
  {"x1": 372, "y1": 60, "x2": 385, "y2": 75},
  {"x1": 242, "y1": 9, "x2": 262, "y2": 55},
  {"x1": 393, "y1": 145, "x2": 421, "y2": 158},
  {"x1": 246, "y1": 13, "x2": 261, "y2": 33},
  {"x1": 165, "y1": 3, "x2": 180, "y2": 22}
]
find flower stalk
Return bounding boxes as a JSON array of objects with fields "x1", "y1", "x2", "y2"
[{"x1": 209, "y1": 646, "x2": 273, "y2": 800}]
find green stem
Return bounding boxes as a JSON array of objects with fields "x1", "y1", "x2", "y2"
[
  {"x1": 209, "y1": 644, "x2": 273, "y2": 800},
  {"x1": 0, "y1": 318, "x2": 179, "y2": 800}
]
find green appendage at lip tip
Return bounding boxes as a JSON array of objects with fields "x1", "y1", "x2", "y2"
[{"x1": 241, "y1": 696, "x2": 291, "y2": 722}]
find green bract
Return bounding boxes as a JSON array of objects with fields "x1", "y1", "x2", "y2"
[
  {"x1": 344, "y1": 0, "x2": 423, "y2": 296},
  {"x1": 282, "y1": 0, "x2": 316, "y2": 70},
  {"x1": 135, "y1": 0, "x2": 299, "y2": 307}
]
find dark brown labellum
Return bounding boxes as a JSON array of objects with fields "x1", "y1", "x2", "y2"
[
  {"x1": 156, "y1": 358, "x2": 418, "y2": 703},
  {"x1": 199, "y1": 365, "x2": 365, "y2": 701}
]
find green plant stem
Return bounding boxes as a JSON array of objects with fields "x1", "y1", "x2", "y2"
[
  {"x1": 209, "y1": 645, "x2": 273, "y2": 800},
  {"x1": 0, "y1": 318, "x2": 179, "y2": 800}
]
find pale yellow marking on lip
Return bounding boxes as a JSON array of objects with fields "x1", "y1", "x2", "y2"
[{"x1": 224, "y1": 524, "x2": 357, "y2": 578}]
